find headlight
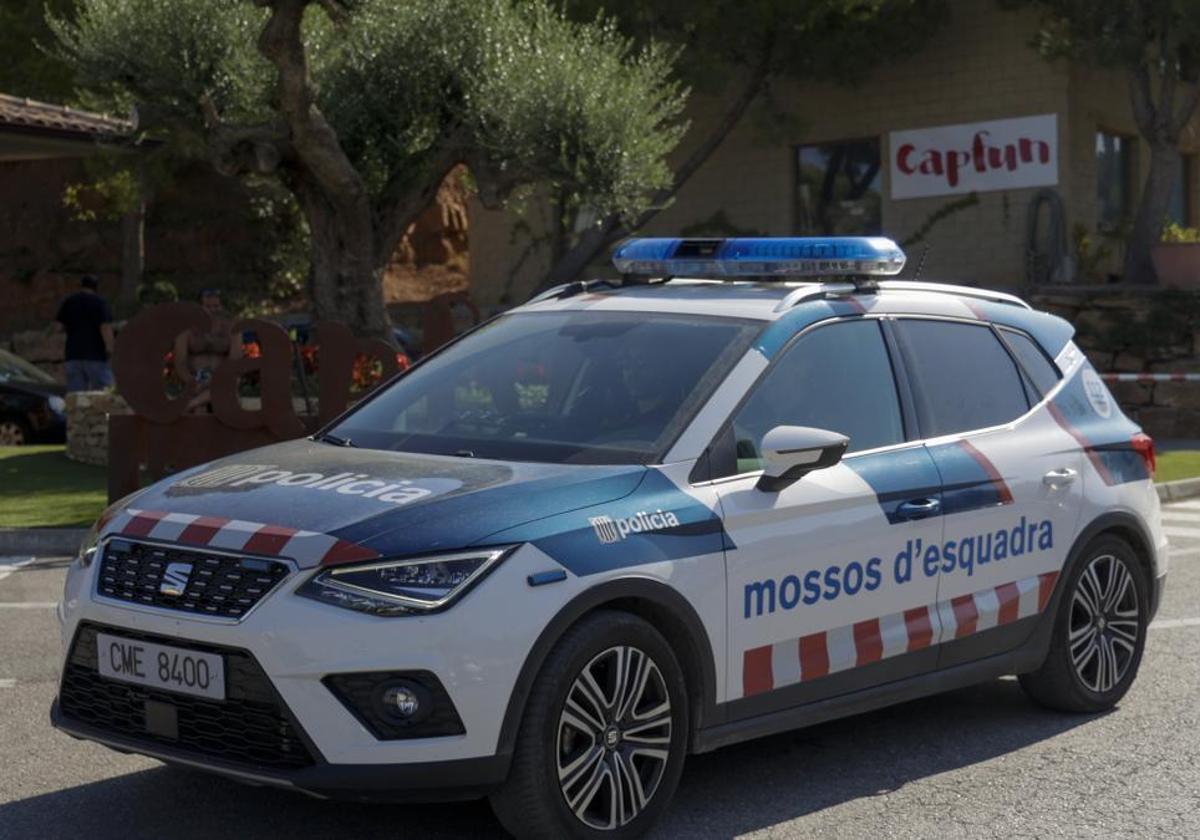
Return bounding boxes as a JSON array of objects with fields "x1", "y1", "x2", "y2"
[
  {"x1": 297, "y1": 547, "x2": 514, "y2": 616},
  {"x1": 76, "y1": 519, "x2": 102, "y2": 568},
  {"x1": 48, "y1": 395, "x2": 66, "y2": 415}
]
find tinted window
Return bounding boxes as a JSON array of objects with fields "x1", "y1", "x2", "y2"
[
  {"x1": 727, "y1": 320, "x2": 904, "y2": 473},
  {"x1": 896, "y1": 320, "x2": 1029, "y2": 437},
  {"x1": 1001, "y1": 328, "x2": 1061, "y2": 397},
  {"x1": 333, "y1": 311, "x2": 759, "y2": 464}
]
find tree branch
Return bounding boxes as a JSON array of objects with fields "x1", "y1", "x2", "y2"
[
  {"x1": 534, "y1": 35, "x2": 775, "y2": 293},
  {"x1": 1129, "y1": 62, "x2": 1157, "y2": 138},
  {"x1": 371, "y1": 142, "x2": 464, "y2": 269},
  {"x1": 256, "y1": 0, "x2": 363, "y2": 204}
]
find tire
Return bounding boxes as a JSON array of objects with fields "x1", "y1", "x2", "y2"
[
  {"x1": 1019, "y1": 534, "x2": 1150, "y2": 713},
  {"x1": 490, "y1": 610, "x2": 689, "y2": 840},
  {"x1": 0, "y1": 417, "x2": 29, "y2": 446}
]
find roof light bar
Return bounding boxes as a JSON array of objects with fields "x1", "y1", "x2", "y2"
[{"x1": 612, "y1": 236, "x2": 907, "y2": 278}]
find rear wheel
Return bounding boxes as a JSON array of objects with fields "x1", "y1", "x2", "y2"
[
  {"x1": 1020, "y1": 535, "x2": 1149, "y2": 712},
  {"x1": 490, "y1": 611, "x2": 689, "y2": 839}
]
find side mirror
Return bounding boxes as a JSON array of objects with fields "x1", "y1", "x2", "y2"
[{"x1": 756, "y1": 425, "x2": 849, "y2": 492}]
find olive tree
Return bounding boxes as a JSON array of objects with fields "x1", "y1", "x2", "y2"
[
  {"x1": 51, "y1": 0, "x2": 687, "y2": 336},
  {"x1": 536, "y1": 0, "x2": 951, "y2": 292}
]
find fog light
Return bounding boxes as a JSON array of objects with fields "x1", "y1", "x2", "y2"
[
  {"x1": 375, "y1": 679, "x2": 432, "y2": 726},
  {"x1": 382, "y1": 684, "x2": 420, "y2": 718},
  {"x1": 324, "y1": 671, "x2": 464, "y2": 740}
]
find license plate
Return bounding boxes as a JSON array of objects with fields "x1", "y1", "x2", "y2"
[{"x1": 95, "y1": 633, "x2": 225, "y2": 701}]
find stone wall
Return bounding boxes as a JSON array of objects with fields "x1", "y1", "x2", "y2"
[
  {"x1": 7, "y1": 325, "x2": 65, "y2": 382},
  {"x1": 65, "y1": 390, "x2": 128, "y2": 466},
  {"x1": 65, "y1": 391, "x2": 318, "y2": 468},
  {"x1": 1031, "y1": 288, "x2": 1200, "y2": 439}
]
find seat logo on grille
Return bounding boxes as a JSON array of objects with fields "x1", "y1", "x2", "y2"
[{"x1": 160, "y1": 562, "x2": 193, "y2": 597}]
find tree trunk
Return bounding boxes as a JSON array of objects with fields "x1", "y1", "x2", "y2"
[
  {"x1": 1123, "y1": 142, "x2": 1181, "y2": 285},
  {"x1": 118, "y1": 196, "x2": 144, "y2": 313},
  {"x1": 257, "y1": 0, "x2": 390, "y2": 339},
  {"x1": 294, "y1": 177, "x2": 390, "y2": 338}
]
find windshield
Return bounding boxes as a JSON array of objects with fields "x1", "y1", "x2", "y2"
[
  {"x1": 0, "y1": 349, "x2": 56, "y2": 385},
  {"x1": 332, "y1": 310, "x2": 760, "y2": 464}
]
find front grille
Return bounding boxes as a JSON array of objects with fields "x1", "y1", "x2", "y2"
[
  {"x1": 97, "y1": 539, "x2": 290, "y2": 619},
  {"x1": 59, "y1": 623, "x2": 315, "y2": 770}
]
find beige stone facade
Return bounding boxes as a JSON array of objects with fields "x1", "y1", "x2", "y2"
[{"x1": 467, "y1": 0, "x2": 1200, "y2": 307}]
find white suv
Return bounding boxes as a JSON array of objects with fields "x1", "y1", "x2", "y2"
[{"x1": 54, "y1": 237, "x2": 1167, "y2": 839}]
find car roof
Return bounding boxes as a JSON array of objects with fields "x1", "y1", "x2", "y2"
[{"x1": 516, "y1": 278, "x2": 1075, "y2": 357}]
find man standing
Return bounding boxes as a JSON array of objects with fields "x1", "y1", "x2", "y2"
[{"x1": 56, "y1": 274, "x2": 114, "y2": 392}]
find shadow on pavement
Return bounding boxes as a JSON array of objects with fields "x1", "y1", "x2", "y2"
[{"x1": 2, "y1": 677, "x2": 1101, "y2": 839}]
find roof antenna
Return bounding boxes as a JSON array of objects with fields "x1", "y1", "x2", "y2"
[{"x1": 912, "y1": 244, "x2": 930, "y2": 281}]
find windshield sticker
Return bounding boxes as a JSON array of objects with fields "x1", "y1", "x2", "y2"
[{"x1": 174, "y1": 463, "x2": 462, "y2": 506}]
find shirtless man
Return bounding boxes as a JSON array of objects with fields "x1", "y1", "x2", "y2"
[{"x1": 173, "y1": 289, "x2": 242, "y2": 411}]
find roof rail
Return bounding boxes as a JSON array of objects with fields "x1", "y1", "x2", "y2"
[
  {"x1": 772, "y1": 282, "x2": 856, "y2": 312},
  {"x1": 526, "y1": 278, "x2": 620, "y2": 304},
  {"x1": 877, "y1": 280, "x2": 1032, "y2": 310}
]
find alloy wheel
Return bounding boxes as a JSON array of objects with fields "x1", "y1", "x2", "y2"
[
  {"x1": 0, "y1": 420, "x2": 26, "y2": 446},
  {"x1": 556, "y1": 645, "x2": 673, "y2": 830},
  {"x1": 1069, "y1": 553, "x2": 1140, "y2": 693}
]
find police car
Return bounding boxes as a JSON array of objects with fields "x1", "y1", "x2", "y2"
[{"x1": 53, "y1": 237, "x2": 1167, "y2": 839}]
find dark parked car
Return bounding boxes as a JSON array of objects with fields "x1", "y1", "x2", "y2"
[{"x1": 0, "y1": 349, "x2": 66, "y2": 445}]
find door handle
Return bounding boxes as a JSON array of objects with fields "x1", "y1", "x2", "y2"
[
  {"x1": 1043, "y1": 468, "x2": 1078, "y2": 488},
  {"x1": 896, "y1": 498, "x2": 941, "y2": 520}
]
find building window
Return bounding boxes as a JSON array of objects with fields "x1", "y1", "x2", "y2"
[
  {"x1": 795, "y1": 139, "x2": 882, "y2": 236},
  {"x1": 1096, "y1": 131, "x2": 1135, "y2": 229},
  {"x1": 1168, "y1": 154, "x2": 1193, "y2": 226}
]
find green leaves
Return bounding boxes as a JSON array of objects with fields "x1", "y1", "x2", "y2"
[
  {"x1": 319, "y1": 0, "x2": 687, "y2": 224},
  {"x1": 50, "y1": 0, "x2": 275, "y2": 126},
  {"x1": 53, "y1": 0, "x2": 688, "y2": 230}
]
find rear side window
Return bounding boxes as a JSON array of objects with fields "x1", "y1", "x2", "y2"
[
  {"x1": 894, "y1": 319, "x2": 1030, "y2": 437},
  {"x1": 725, "y1": 320, "x2": 905, "y2": 473},
  {"x1": 1000, "y1": 328, "x2": 1062, "y2": 397}
]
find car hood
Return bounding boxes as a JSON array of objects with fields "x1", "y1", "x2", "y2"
[{"x1": 109, "y1": 439, "x2": 648, "y2": 566}]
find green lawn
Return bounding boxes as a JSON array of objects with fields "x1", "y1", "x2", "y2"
[
  {"x1": 0, "y1": 445, "x2": 108, "y2": 528},
  {"x1": 1158, "y1": 450, "x2": 1200, "y2": 484}
]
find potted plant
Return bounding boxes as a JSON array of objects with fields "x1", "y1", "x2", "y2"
[{"x1": 1150, "y1": 222, "x2": 1200, "y2": 289}]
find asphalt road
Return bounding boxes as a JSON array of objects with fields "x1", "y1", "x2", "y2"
[{"x1": 3, "y1": 502, "x2": 1200, "y2": 839}]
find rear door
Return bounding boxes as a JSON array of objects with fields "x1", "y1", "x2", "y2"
[
  {"x1": 890, "y1": 317, "x2": 1084, "y2": 668},
  {"x1": 710, "y1": 319, "x2": 948, "y2": 719}
]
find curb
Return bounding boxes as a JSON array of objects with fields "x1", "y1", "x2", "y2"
[
  {"x1": 0, "y1": 528, "x2": 86, "y2": 557},
  {"x1": 1157, "y1": 477, "x2": 1200, "y2": 503}
]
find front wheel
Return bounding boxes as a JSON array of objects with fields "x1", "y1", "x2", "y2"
[
  {"x1": 1019, "y1": 535, "x2": 1149, "y2": 712},
  {"x1": 490, "y1": 611, "x2": 689, "y2": 839},
  {"x1": 0, "y1": 418, "x2": 29, "y2": 446}
]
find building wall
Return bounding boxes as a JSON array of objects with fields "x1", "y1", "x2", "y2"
[{"x1": 467, "y1": 0, "x2": 1200, "y2": 307}]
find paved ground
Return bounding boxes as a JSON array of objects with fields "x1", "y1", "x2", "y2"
[{"x1": 3, "y1": 502, "x2": 1200, "y2": 839}]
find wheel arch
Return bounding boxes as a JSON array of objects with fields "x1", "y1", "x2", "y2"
[
  {"x1": 495, "y1": 576, "x2": 720, "y2": 764},
  {"x1": 1023, "y1": 509, "x2": 1159, "y2": 664}
]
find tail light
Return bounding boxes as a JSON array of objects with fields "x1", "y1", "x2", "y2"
[{"x1": 1131, "y1": 432, "x2": 1156, "y2": 478}]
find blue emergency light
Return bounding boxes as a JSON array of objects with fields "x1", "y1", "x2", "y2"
[{"x1": 611, "y1": 236, "x2": 907, "y2": 278}]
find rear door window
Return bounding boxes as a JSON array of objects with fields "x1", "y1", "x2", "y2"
[{"x1": 894, "y1": 319, "x2": 1030, "y2": 437}]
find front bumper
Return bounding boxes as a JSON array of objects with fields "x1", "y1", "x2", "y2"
[
  {"x1": 53, "y1": 541, "x2": 587, "y2": 798},
  {"x1": 50, "y1": 700, "x2": 507, "y2": 802}
]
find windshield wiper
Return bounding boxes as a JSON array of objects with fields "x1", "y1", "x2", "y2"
[{"x1": 316, "y1": 432, "x2": 355, "y2": 447}]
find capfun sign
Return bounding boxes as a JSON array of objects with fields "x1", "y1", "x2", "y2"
[{"x1": 889, "y1": 114, "x2": 1058, "y2": 200}]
